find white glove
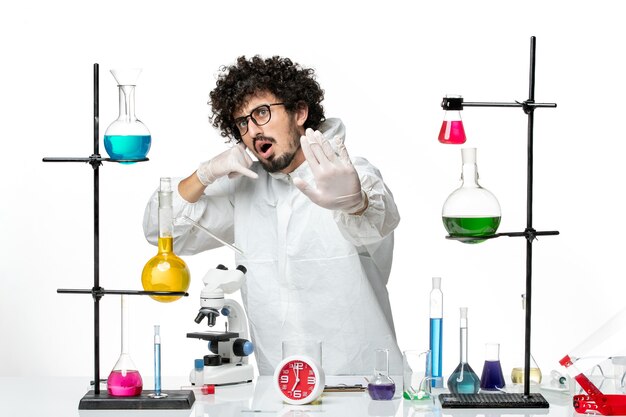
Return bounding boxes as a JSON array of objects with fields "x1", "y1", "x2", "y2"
[
  {"x1": 196, "y1": 143, "x2": 259, "y2": 186},
  {"x1": 293, "y1": 128, "x2": 366, "y2": 213}
]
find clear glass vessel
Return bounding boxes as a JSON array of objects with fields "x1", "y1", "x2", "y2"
[
  {"x1": 438, "y1": 95, "x2": 466, "y2": 144},
  {"x1": 447, "y1": 307, "x2": 481, "y2": 394},
  {"x1": 141, "y1": 178, "x2": 190, "y2": 302},
  {"x1": 442, "y1": 147, "x2": 501, "y2": 243},
  {"x1": 429, "y1": 277, "x2": 443, "y2": 388},
  {"x1": 480, "y1": 343, "x2": 506, "y2": 390},
  {"x1": 367, "y1": 348, "x2": 396, "y2": 400},
  {"x1": 107, "y1": 295, "x2": 143, "y2": 396},
  {"x1": 104, "y1": 68, "x2": 151, "y2": 163}
]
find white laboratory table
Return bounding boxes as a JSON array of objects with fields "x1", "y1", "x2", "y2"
[{"x1": 0, "y1": 376, "x2": 577, "y2": 417}]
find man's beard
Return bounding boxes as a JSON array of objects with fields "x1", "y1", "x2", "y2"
[{"x1": 257, "y1": 123, "x2": 302, "y2": 173}]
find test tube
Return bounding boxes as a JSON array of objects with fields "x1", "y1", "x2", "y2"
[{"x1": 194, "y1": 359, "x2": 204, "y2": 385}]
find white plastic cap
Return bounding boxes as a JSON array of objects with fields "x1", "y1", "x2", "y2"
[{"x1": 432, "y1": 277, "x2": 441, "y2": 289}]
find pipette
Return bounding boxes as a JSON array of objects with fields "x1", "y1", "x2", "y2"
[
  {"x1": 176, "y1": 215, "x2": 244, "y2": 255},
  {"x1": 148, "y1": 325, "x2": 168, "y2": 399}
]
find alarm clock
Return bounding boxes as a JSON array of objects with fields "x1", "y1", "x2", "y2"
[{"x1": 274, "y1": 354, "x2": 325, "y2": 405}]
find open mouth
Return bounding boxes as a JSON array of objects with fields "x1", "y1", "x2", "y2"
[{"x1": 254, "y1": 138, "x2": 275, "y2": 159}]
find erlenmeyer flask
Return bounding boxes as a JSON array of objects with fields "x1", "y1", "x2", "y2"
[
  {"x1": 141, "y1": 177, "x2": 190, "y2": 302},
  {"x1": 447, "y1": 307, "x2": 481, "y2": 394},
  {"x1": 438, "y1": 95, "x2": 466, "y2": 144},
  {"x1": 442, "y1": 147, "x2": 501, "y2": 243},
  {"x1": 367, "y1": 348, "x2": 396, "y2": 400},
  {"x1": 104, "y1": 68, "x2": 151, "y2": 163},
  {"x1": 480, "y1": 343, "x2": 506, "y2": 390},
  {"x1": 107, "y1": 295, "x2": 143, "y2": 396}
]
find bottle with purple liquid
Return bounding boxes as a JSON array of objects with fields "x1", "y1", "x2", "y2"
[{"x1": 367, "y1": 348, "x2": 396, "y2": 400}]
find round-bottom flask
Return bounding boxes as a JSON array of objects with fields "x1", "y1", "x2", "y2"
[
  {"x1": 142, "y1": 178, "x2": 190, "y2": 302},
  {"x1": 104, "y1": 68, "x2": 151, "y2": 163},
  {"x1": 368, "y1": 348, "x2": 396, "y2": 400},
  {"x1": 107, "y1": 295, "x2": 143, "y2": 396},
  {"x1": 442, "y1": 148, "x2": 501, "y2": 243}
]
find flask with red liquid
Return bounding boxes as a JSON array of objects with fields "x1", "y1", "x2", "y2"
[
  {"x1": 107, "y1": 295, "x2": 143, "y2": 396},
  {"x1": 438, "y1": 95, "x2": 466, "y2": 144}
]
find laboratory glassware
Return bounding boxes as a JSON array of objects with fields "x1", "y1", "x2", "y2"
[
  {"x1": 480, "y1": 343, "x2": 506, "y2": 390},
  {"x1": 442, "y1": 147, "x2": 501, "y2": 243},
  {"x1": 367, "y1": 348, "x2": 396, "y2": 400},
  {"x1": 510, "y1": 294, "x2": 542, "y2": 385},
  {"x1": 447, "y1": 307, "x2": 481, "y2": 394},
  {"x1": 438, "y1": 95, "x2": 466, "y2": 144},
  {"x1": 559, "y1": 307, "x2": 626, "y2": 415},
  {"x1": 142, "y1": 178, "x2": 191, "y2": 302},
  {"x1": 429, "y1": 277, "x2": 443, "y2": 388},
  {"x1": 107, "y1": 295, "x2": 143, "y2": 396},
  {"x1": 403, "y1": 350, "x2": 432, "y2": 402},
  {"x1": 148, "y1": 325, "x2": 168, "y2": 399},
  {"x1": 104, "y1": 68, "x2": 151, "y2": 162}
]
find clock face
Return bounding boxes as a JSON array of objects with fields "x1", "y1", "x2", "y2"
[{"x1": 274, "y1": 355, "x2": 325, "y2": 405}]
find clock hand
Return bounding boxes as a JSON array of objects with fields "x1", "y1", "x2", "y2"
[{"x1": 291, "y1": 367, "x2": 300, "y2": 392}]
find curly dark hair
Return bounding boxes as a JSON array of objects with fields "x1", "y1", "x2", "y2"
[{"x1": 209, "y1": 55, "x2": 325, "y2": 142}]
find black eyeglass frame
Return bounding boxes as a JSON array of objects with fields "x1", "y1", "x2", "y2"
[{"x1": 233, "y1": 102, "x2": 285, "y2": 137}]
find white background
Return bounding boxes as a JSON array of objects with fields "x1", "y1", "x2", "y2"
[{"x1": 1, "y1": 0, "x2": 625, "y2": 383}]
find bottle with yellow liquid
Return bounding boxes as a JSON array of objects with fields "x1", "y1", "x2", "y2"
[
  {"x1": 511, "y1": 294, "x2": 542, "y2": 386},
  {"x1": 142, "y1": 177, "x2": 190, "y2": 302}
]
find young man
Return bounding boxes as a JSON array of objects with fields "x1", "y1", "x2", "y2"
[{"x1": 143, "y1": 55, "x2": 402, "y2": 375}]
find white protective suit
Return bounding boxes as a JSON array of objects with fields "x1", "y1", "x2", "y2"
[{"x1": 143, "y1": 118, "x2": 402, "y2": 375}]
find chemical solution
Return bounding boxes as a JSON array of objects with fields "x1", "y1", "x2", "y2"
[
  {"x1": 448, "y1": 362, "x2": 481, "y2": 394},
  {"x1": 368, "y1": 383, "x2": 396, "y2": 400},
  {"x1": 430, "y1": 317, "x2": 442, "y2": 386},
  {"x1": 107, "y1": 369, "x2": 143, "y2": 396},
  {"x1": 142, "y1": 236, "x2": 191, "y2": 302},
  {"x1": 438, "y1": 120, "x2": 466, "y2": 144},
  {"x1": 442, "y1": 216, "x2": 501, "y2": 241},
  {"x1": 511, "y1": 367, "x2": 542, "y2": 384},
  {"x1": 480, "y1": 360, "x2": 506, "y2": 390},
  {"x1": 104, "y1": 134, "x2": 151, "y2": 162}
]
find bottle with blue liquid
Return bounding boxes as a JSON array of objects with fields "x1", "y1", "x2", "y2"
[
  {"x1": 104, "y1": 68, "x2": 151, "y2": 163},
  {"x1": 429, "y1": 277, "x2": 443, "y2": 388}
]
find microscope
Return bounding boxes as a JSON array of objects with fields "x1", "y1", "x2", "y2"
[{"x1": 187, "y1": 264, "x2": 255, "y2": 386}]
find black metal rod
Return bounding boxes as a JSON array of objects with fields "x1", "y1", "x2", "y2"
[
  {"x1": 522, "y1": 35, "x2": 537, "y2": 398},
  {"x1": 93, "y1": 63, "x2": 101, "y2": 395},
  {"x1": 57, "y1": 289, "x2": 189, "y2": 296},
  {"x1": 463, "y1": 102, "x2": 556, "y2": 108}
]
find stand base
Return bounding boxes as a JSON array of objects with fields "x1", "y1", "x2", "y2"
[
  {"x1": 78, "y1": 389, "x2": 195, "y2": 410},
  {"x1": 439, "y1": 393, "x2": 549, "y2": 409}
]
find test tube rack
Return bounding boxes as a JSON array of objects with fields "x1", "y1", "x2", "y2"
[
  {"x1": 43, "y1": 63, "x2": 195, "y2": 409},
  {"x1": 439, "y1": 36, "x2": 557, "y2": 408}
]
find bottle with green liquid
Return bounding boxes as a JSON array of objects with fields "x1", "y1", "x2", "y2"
[{"x1": 442, "y1": 147, "x2": 501, "y2": 243}]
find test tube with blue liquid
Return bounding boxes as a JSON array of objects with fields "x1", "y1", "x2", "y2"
[
  {"x1": 429, "y1": 277, "x2": 443, "y2": 388},
  {"x1": 148, "y1": 325, "x2": 168, "y2": 399}
]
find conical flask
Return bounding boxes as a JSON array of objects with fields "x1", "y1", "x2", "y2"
[
  {"x1": 447, "y1": 307, "x2": 480, "y2": 394},
  {"x1": 442, "y1": 147, "x2": 501, "y2": 243},
  {"x1": 438, "y1": 95, "x2": 466, "y2": 144},
  {"x1": 480, "y1": 343, "x2": 506, "y2": 391},
  {"x1": 107, "y1": 295, "x2": 143, "y2": 396},
  {"x1": 104, "y1": 68, "x2": 151, "y2": 163},
  {"x1": 141, "y1": 177, "x2": 190, "y2": 302}
]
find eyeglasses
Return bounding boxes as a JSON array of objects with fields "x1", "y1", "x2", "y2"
[{"x1": 233, "y1": 103, "x2": 285, "y2": 137}]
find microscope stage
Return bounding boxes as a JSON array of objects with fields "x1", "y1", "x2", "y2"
[{"x1": 186, "y1": 331, "x2": 239, "y2": 341}]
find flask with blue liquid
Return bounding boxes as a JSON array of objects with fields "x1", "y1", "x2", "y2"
[
  {"x1": 104, "y1": 68, "x2": 151, "y2": 162},
  {"x1": 429, "y1": 277, "x2": 443, "y2": 388}
]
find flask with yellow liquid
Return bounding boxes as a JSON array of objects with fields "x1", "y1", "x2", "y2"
[{"x1": 142, "y1": 177, "x2": 190, "y2": 302}]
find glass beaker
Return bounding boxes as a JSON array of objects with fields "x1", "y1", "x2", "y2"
[
  {"x1": 447, "y1": 307, "x2": 480, "y2": 394},
  {"x1": 107, "y1": 295, "x2": 143, "y2": 396},
  {"x1": 141, "y1": 177, "x2": 191, "y2": 302},
  {"x1": 403, "y1": 350, "x2": 432, "y2": 403},
  {"x1": 438, "y1": 95, "x2": 466, "y2": 144},
  {"x1": 442, "y1": 147, "x2": 501, "y2": 243},
  {"x1": 480, "y1": 343, "x2": 506, "y2": 390},
  {"x1": 367, "y1": 348, "x2": 396, "y2": 400},
  {"x1": 104, "y1": 68, "x2": 151, "y2": 163}
]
